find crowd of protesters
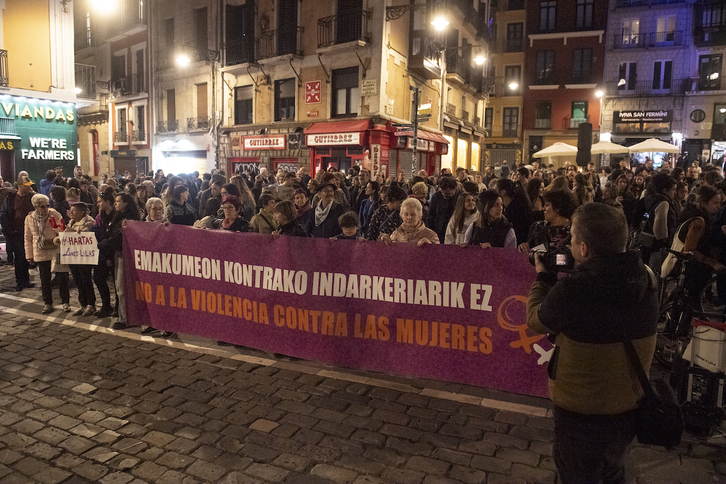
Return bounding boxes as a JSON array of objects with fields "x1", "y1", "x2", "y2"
[{"x1": 2, "y1": 153, "x2": 726, "y2": 331}]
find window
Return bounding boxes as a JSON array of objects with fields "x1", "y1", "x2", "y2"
[
  {"x1": 655, "y1": 16, "x2": 676, "y2": 44},
  {"x1": 702, "y1": 5, "x2": 726, "y2": 29},
  {"x1": 503, "y1": 107, "x2": 519, "y2": 137},
  {"x1": 134, "y1": 49, "x2": 144, "y2": 93},
  {"x1": 572, "y1": 49, "x2": 592, "y2": 83},
  {"x1": 484, "y1": 107, "x2": 493, "y2": 133},
  {"x1": 116, "y1": 107, "x2": 128, "y2": 143},
  {"x1": 194, "y1": 8, "x2": 208, "y2": 54},
  {"x1": 165, "y1": 18, "x2": 175, "y2": 66},
  {"x1": 196, "y1": 83, "x2": 208, "y2": 119},
  {"x1": 714, "y1": 103, "x2": 726, "y2": 125},
  {"x1": 111, "y1": 54, "x2": 126, "y2": 93},
  {"x1": 699, "y1": 54, "x2": 722, "y2": 91},
  {"x1": 535, "y1": 50, "x2": 555, "y2": 84},
  {"x1": 652, "y1": 61, "x2": 672, "y2": 90},
  {"x1": 621, "y1": 19, "x2": 640, "y2": 46},
  {"x1": 135, "y1": 105, "x2": 145, "y2": 142},
  {"x1": 505, "y1": 65, "x2": 521, "y2": 92},
  {"x1": 571, "y1": 101, "x2": 588, "y2": 120},
  {"x1": 332, "y1": 67, "x2": 359, "y2": 118},
  {"x1": 508, "y1": 0, "x2": 524, "y2": 9},
  {"x1": 275, "y1": 78, "x2": 296, "y2": 121},
  {"x1": 576, "y1": 0, "x2": 593, "y2": 30},
  {"x1": 618, "y1": 62, "x2": 637, "y2": 90},
  {"x1": 506, "y1": 23, "x2": 523, "y2": 52},
  {"x1": 166, "y1": 89, "x2": 176, "y2": 129},
  {"x1": 234, "y1": 86, "x2": 253, "y2": 125},
  {"x1": 540, "y1": 1, "x2": 556, "y2": 32},
  {"x1": 85, "y1": 12, "x2": 92, "y2": 47},
  {"x1": 535, "y1": 101, "x2": 551, "y2": 129}
]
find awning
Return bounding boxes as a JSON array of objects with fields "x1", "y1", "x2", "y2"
[
  {"x1": 394, "y1": 130, "x2": 449, "y2": 144},
  {"x1": 0, "y1": 134, "x2": 21, "y2": 141},
  {"x1": 304, "y1": 119, "x2": 371, "y2": 134}
]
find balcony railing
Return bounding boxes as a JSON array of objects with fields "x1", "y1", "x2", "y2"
[
  {"x1": 445, "y1": 103, "x2": 457, "y2": 116},
  {"x1": 694, "y1": 77, "x2": 722, "y2": 91},
  {"x1": 75, "y1": 63, "x2": 96, "y2": 99},
  {"x1": 0, "y1": 117, "x2": 18, "y2": 136},
  {"x1": 533, "y1": 75, "x2": 556, "y2": 86},
  {"x1": 188, "y1": 117, "x2": 211, "y2": 131},
  {"x1": 225, "y1": 38, "x2": 257, "y2": 66},
  {"x1": 114, "y1": 131, "x2": 128, "y2": 143},
  {"x1": 570, "y1": 74, "x2": 593, "y2": 84},
  {"x1": 157, "y1": 120, "x2": 178, "y2": 133},
  {"x1": 649, "y1": 30, "x2": 683, "y2": 47},
  {"x1": 105, "y1": 0, "x2": 147, "y2": 38},
  {"x1": 614, "y1": 33, "x2": 645, "y2": 49},
  {"x1": 132, "y1": 72, "x2": 145, "y2": 94},
  {"x1": 487, "y1": 76, "x2": 522, "y2": 96},
  {"x1": 474, "y1": 116, "x2": 481, "y2": 126},
  {"x1": 534, "y1": 118, "x2": 551, "y2": 129},
  {"x1": 131, "y1": 129, "x2": 146, "y2": 142},
  {"x1": 446, "y1": 52, "x2": 469, "y2": 81},
  {"x1": 259, "y1": 27, "x2": 304, "y2": 59},
  {"x1": 318, "y1": 10, "x2": 370, "y2": 48},
  {"x1": 605, "y1": 78, "x2": 689, "y2": 96}
]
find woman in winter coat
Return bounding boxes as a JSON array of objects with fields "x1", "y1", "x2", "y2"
[
  {"x1": 24, "y1": 194, "x2": 70, "y2": 314},
  {"x1": 99, "y1": 193, "x2": 141, "y2": 329},
  {"x1": 165, "y1": 185, "x2": 196, "y2": 226},
  {"x1": 250, "y1": 193, "x2": 279, "y2": 234},
  {"x1": 273, "y1": 201, "x2": 308, "y2": 237},
  {"x1": 293, "y1": 188, "x2": 313, "y2": 228},
  {"x1": 305, "y1": 182, "x2": 347, "y2": 238},
  {"x1": 213, "y1": 195, "x2": 251, "y2": 232},
  {"x1": 65, "y1": 202, "x2": 96, "y2": 316},
  {"x1": 384, "y1": 198, "x2": 439, "y2": 246},
  {"x1": 445, "y1": 192, "x2": 478, "y2": 245},
  {"x1": 465, "y1": 189, "x2": 516, "y2": 249}
]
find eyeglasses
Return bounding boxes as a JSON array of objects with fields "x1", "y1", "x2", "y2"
[{"x1": 222, "y1": 205, "x2": 237, "y2": 211}]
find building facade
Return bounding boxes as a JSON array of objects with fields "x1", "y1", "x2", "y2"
[
  {"x1": 522, "y1": 0, "x2": 607, "y2": 165},
  {"x1": 600, "y1": 0, "x2": 693, "y2": 167},
  {"x1": 484, "y1": 0, "x2": 525, "y2": 168},
  {"x1": 1, "y1": 0, "x2": 77, "y2": 184}
]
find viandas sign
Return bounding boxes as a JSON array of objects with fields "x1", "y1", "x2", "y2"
[{"x1": 0, "y1": 95, "x2": 77, "y2": 184}]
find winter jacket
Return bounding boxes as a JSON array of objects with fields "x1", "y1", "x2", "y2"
[
  {"x1": 527, "y1": 251, "x2": 658, "y2": 415},
  {"x1": 0, "y1": 190, "x2": 35, "y2": 237},
  {"x1": 305, "y1": 201, "x2": 347, "y2": 238},
  {"x1": 213, "y1": 216, "x2": 251, "y2": 232},
  {"x1": 250, "y1": 210, "x2": 278, "y2": 234},
  {"x1": 24, "y1": 208, "x2": 63, "y2": 262},
  {"x1": 426, "y1": 191, "x2": 457, "y2": 243},
  {"x1": 444, "y1": 211, "x2": 478, "y2": 245},
  {"x1": 277, "y1": 219, "x2": 308, "y2": 237},
  {"x1": 390, "y1": 221, "x2": 440, "y2": 244},
  {"x1": 67, "y1": 214, "x2": 95, "y2": 234},
  {"x1": 166, "y1": 200, "x2": 197, "y2": 226}
]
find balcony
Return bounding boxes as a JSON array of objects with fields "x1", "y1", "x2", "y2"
[
  {"x1": 225, "y1": 38, "x2": 257, "y2": 66},
  {"x1": 567, "y1": 116, "x2": 589, "y2": 129},
  {"x1": 648, "y1": 30, "x2": 683, "y2": 47},
  {"x1": 188, "y1": 117, "x2": 211, "y2": 131},
  {"x1": 318, "y1": 10, "x2": 370, "y2": 48},
  {"x1": 132, "y1": 72, "x2": 145, "y2": 94},
  {"x1": 487, "y1": 76, "x2": 522, "y2": 96},
  {"x1": 114, "y1": 131, "x2": 129, "y2": 143},
  {"x1": 446, "y1": 52, "x2": 469, "y2": 84},
  {"x1": 695, "y1": 26, "x2": 726, "y2": 47},
  {"x1": 131, "y1": 129, "x2": 145, "y2": 142},
  {"x1": 605, "y1": 78, "x2": 689, "y2": 96},
  {"x1": 534, "y1": 118, "x2": 551, "y2": 129},
  {"x1": 259, "y1": 27, "x2": 304, "y2": 59},
  {"x1": 502, "y1": 128, "x2": 518, "y2": 137},
  {"x1": 613, "y1": 33, "x2": 646, "y2": 49},
  {"x1": 75, "y1": 63, "x2": 96, "y2": 99},
  {"x1": 474, "y1": 116, "x2": 481, "y2": 126},
  {"x1": 105, "y1": 0, "x2": 147, "y2": 42},
  {"x1": 446, "y1": 103, "x2": 457, "y2": 116},
  {"x1": 0, "y1": 117, "x2": 18, "y2": 137},
  {"x1": 461, "y1": 110, "x2": 470, "y2": 122},
  {"x1": 694, "y1": 77, "x2": 722, "y2": 92},
  {"x1": 157, "y1": 120, "x2": 178, "y2": 133},
  {"x1": 616, "y1": 0, "x2": 683, "y2": 6}
]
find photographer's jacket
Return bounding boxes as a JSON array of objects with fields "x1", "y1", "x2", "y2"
[{"x1": 527, "y1": 251, "x2": 658, "y2": 415}]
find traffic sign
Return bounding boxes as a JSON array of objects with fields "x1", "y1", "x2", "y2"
[{"x1": 417, "y1": 115, "x2": 431, "y2": 122}]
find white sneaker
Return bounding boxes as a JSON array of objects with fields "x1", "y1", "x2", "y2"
[{"x1": 62, "y1": 303, "x2": 71, "y2": 312}]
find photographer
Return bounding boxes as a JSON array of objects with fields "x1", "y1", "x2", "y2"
[
  {"x1": 517, "y1": 189, "x2": 577, "y2": 256},
  {"x1": 526, "y1": 203, "x2": 658, "y2": 484}
]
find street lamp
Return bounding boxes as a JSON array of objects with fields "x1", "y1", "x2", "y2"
[{"x1": 431, "y1": 15, "x2": 449, "y2": 31}]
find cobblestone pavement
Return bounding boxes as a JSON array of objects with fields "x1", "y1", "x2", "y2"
[{"x1": 0, "y1": 265, "x2": 724, "y2": 483}]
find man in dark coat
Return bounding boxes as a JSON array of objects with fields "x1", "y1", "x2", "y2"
[
  {"x1": 0, "y1": 175, "x2": 36, "y2": 290},
  {"x1": 426, "y1": 175, "x2": 458, "y2": 243},
  {"x1": 305, "y1": 182, "x2": 347, "y2": 238}
]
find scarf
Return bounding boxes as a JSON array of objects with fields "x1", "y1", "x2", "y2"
[
  {"x1": 33, "y1": 210, "x2": 51, "y2": 252},
  {"x1": 315, "y1": 201, "x2": 333, "y2": 227},
  {"x1": 222, "y1": 216, "x2": 237, "y2": 230},
  {"x1": 296, "y1": 201, "x2": 311, "y2": 217}
]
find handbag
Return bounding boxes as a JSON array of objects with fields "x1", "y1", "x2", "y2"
[{"x1": 623, "y1": 340, "x2": 683, "y2": 449}]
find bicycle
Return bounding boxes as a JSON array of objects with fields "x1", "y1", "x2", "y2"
[
  {"x1": 654, "y1": 249, "x2": 724, "y2": 368},
  {"x1": 653, "y1": 249, "x2": 726, "y2": 437}
]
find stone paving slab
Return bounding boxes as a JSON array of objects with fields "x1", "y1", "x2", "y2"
[{"x1": 0, "y1": 266, "x2": 724, "y2": 483}]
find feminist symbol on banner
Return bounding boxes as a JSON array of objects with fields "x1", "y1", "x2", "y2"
[
  {"x1": 497, "y1": 295, "x2": 545, "y2": 354},
  {"x1": 533, "y1": 344, "x2": 554, "y2": 365}
]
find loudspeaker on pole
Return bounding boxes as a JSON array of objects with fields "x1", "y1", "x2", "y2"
[{"x1": 576, "y1": 122, "x2": 592, "y2": 167}]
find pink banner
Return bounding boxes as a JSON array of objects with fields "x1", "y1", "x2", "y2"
[{"x1": 123, "y1": 221, "x2": 550, "y2": 398}]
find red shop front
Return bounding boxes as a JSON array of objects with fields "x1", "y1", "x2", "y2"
[
  {"x1": 305, "y1": 119, "x2": 394, "y2": 177},
  {"x1": 391, "y1": 130, "x2": 449, "y2": 177}
]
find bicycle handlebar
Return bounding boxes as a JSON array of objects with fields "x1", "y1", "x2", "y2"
[{"x1": 661, "y1": 248, "x2": 695, "y2": 260}]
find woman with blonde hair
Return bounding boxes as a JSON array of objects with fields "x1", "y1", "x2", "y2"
[
  {"x1": 383, "y1": 198, "x2": 439, "y2": 246},
  {"x1": 545, "y1": 175, "x2": 570, "y2": 193},
  {"x1": 230, "y1": 174, "x2": 256, "y2": 221}
]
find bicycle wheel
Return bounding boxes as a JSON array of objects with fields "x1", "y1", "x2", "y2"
[{"x1": 654, "y1": 302, "x2": 692, "y2": 369}]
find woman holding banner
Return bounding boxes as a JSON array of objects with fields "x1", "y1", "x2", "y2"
[
  {"x1": 384, "y1": 198, "x2": 439, "y2": 246},
  {"x1": 99, "y1": 193, "x2": 141, "y2": 330},
  {"x1": 465, "y1": 190, "x2": 516, "y2": 249},
  {"x1": 65, "y1": 202, "x2": 96, "y2": 316},
  {"x1": 24, "y1": 194, "x2": 70, "y2": 314},
  {"x1": 214, "y1": 195, "x2": 251, "y2": 232}
]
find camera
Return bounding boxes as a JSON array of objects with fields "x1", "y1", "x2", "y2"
[{"x1": 528, "y1": 225, "x2": 574, "y2": 273}]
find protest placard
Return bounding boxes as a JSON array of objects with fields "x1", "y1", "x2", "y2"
[{"x1": 59, "y1": 232, "x2": 99, "y2": 265}]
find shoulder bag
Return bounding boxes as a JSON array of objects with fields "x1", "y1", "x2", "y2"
[{"x1": 623, "y1": 340, "x2": 683, "y2": 449}]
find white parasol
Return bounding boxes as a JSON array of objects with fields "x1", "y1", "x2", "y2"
[
  {"x1": 532, "y1": 142, "x2": 578, "y2": 158},
  {"x1": 628, "y1": 138, "x2": 680, "y2": 154},
  {"x1": 591, "y1": 141, "x2": 629, "y2": 154}
]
